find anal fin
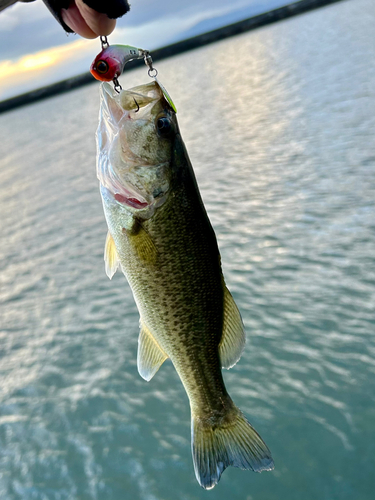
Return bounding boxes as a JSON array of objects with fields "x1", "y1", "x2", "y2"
[
  {"x1": 138, "y1": 320, "x2": 168, "y2": 381},
  {"x1": 219, "y1": 284, "x2": 246, "y2": 369}
]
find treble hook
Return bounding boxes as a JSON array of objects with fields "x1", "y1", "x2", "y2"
[
  {"x1": 113, "y1": 76, "x2": 122, "y2": 94},
  {"x1": 133, "y1": 97, "x2": 140, "y2": 112},
  {"x1": 99, "y1": 35, "x2": 121, "y2": 92}
]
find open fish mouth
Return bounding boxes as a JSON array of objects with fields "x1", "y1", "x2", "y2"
[
  {"x1": 113, "y1": 193, "x2": 148, "y2": 209},
  {"x1": 100, "y1": 185, "x2": 149, "y2": 211},
  {"x1": 96, "y1": 82, "x2": 169, "y2": 211},
  {"x1": 97, "y1": 152, "x2": 151, "y2": 210},
  {"x1": 102, "y1": 177, "x2": 149, "y2": 209},
  {"x1": 99, "y1": 164, "x2": 169, "y2": 211}
]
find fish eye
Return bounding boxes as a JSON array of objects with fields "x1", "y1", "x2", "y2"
[
  {"x1": 156, "y1": 116, "x2": 172, "y2": 136},
  {"x1": 96, "y1": 60, "x2": 109, "y2": 74}
]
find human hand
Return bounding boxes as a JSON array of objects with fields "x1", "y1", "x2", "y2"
[{"x1": 42, "y1": 0, "x2": 130, "y2": 39}]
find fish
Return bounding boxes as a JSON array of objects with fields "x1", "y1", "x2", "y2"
[
  {"x1": 96, "y1": 80, "x2": 274, "y2": 489},
  {"x1": 90, "y1": 44, "x2": 144, "y2": 82}
]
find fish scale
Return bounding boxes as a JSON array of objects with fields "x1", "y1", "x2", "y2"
[
  {"x1": 109, "y1": 156, "x2": 225, "y2": 408},
  {"x1": 97, "y1": 80, "x2": 274, "y2": 489}
]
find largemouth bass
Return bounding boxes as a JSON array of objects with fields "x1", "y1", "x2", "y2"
[{"x1": 96, "y1": 80, "x2": 274, "y2": 489}]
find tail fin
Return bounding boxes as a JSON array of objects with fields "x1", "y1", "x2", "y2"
[{"x1": 192, "y1": 406, "x2": 274, "y2": 490}]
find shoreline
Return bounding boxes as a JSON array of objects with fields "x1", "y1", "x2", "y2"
[{"x1": 0, "y1": 0, "x2": 343, "y2": 114}]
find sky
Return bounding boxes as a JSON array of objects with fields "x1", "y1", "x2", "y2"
[{"x1": 0, "y1": 0, "x2": 290, "y2": 100}]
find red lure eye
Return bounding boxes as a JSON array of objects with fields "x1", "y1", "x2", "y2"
[{"x1": 96, "y1": 60, "x2": 109, "y2": 74}]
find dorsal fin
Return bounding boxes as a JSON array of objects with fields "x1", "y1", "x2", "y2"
[
  {"x1": 219, "y1": 285, "x2": 246, "y2": 369},
  {"x1": 104, "y1": 231, "x2": 120, "y2": 279},
  {"x1": 138, "y1": 320, "x2": 168, "y2": 381}
]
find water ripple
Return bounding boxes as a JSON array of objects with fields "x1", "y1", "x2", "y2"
[{"x1": 1, "y1": 1, "x2": 375, "y2": 499}]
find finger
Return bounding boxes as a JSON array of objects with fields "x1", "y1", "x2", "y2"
[
  {"x1": 75, "y1": 0, "x2": 116, "y2": 36},
  {"x1": 61, "y1": 0, "x2": 116, "y2": 38},
  {"x1": 43, "y1": 0, "x2": 129, "y2": 36},
  {"x1": 61, "y1": 1, "x2": 98, "y2": 38}
]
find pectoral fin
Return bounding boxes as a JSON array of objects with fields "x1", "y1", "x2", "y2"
[
  {"x1": 219, "y1": 285, "x2": 246, "y2": 369},
  {"x1": 127, "y1": 219, "x2": 158, "y2": 265},
  {"x1": 104, "y1": 231, "x2": 120, "y2": 279},
  {"x1": 138, "y1": 320, "x2": 168, "y2": 381}
]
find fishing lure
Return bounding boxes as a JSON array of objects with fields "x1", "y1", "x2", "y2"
[
  {"x1": 90, "y1": 36, "x2": 176, "y2": 113},
  {"x1": 90, "y1": 41, "x2": 144, "y2": 82}
]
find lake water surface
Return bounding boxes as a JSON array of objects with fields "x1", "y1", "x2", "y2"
[{"x1": 0, "y1": 1, "x2": 374, "y2": 499}]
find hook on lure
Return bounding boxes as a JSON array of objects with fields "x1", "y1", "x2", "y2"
[
  {"x1": 90, "y1": 37, "x2": 177, "y2": 111},
  {"x1": 91, "y1": 36, "x2": 141, "y2": 92},
  {"x1": 91, "y1": 37, "x2": 159, "y2": 92}
]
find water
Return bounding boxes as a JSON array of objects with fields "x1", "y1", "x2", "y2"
[{"x1": 0, "y1": 1, "x2": 374, "y2": 498}]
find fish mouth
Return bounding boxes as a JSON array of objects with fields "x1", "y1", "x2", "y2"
[
  {"x1": 97, "y1": 159, "x2": 152, "y2": 210},
  {"x1": 100, "y1": 182, "x2": 168, "y2": 214},
  {"x1": 96, "y1": 82, "x2": 169, "y2": 213},
  {"x1": 113, "y1": 193, "x2": 148, "y2": 209},
  {"x1": 99, "y1": 163, "x2": 169, "y2": 211},
  {"x1": 97, "y1": 144, "x2": 169, "y2": 211}
]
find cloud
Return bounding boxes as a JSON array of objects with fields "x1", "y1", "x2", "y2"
[
  {"x1": 0, "y1": 38, "x2": 97, "y2": 99},
  {"x1": 0, "y1": 0, "x2": 284, "y2": 99},
  {"x1": 0, "y1": 1, "x2": 49, "y2": 31},
  {"x1": 0, "y1": 38, "x2": 93, "y2": 77},
  {"x1": 0, "y1": 6, "x2": 213, "y2": 98},
  {"x1": 123, "y1": 0, "x2": 251, "y2": 27},
  {"x1": 0, "y1": 7, "x2": 202, "y2": 99},
  {"x1": 111, "y1": 0, "x2": 255, "y2": 49}
]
